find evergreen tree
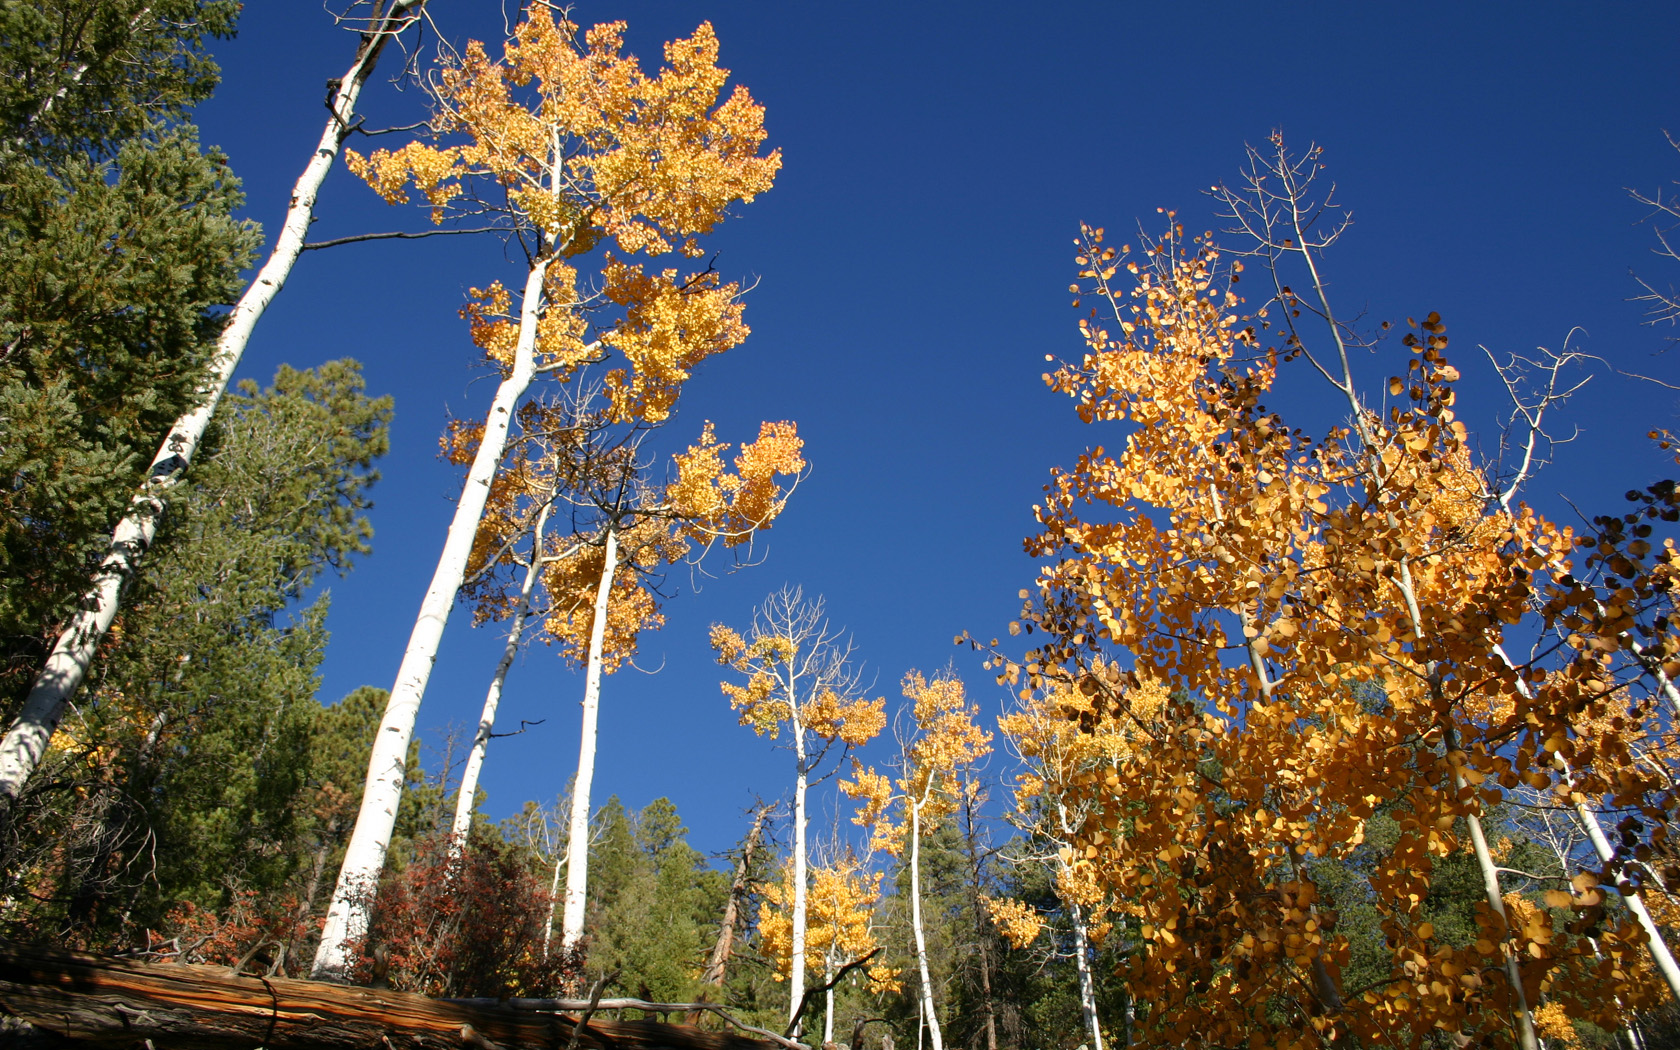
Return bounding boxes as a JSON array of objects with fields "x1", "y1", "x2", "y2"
[
  {"x1": 584, "y1": 796, "x2": 728, "y2": 1002},
  {"x1": 0, "y1": 126, "x2": 259, "y2": 718},
  {"x1": 0, "y1": 0, "x2": 237, "y2": 164},
  {"x1": 3, "y1": 362, "x2": 389, "y2": 945}
]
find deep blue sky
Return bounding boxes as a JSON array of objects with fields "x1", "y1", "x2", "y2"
[{"x1": 194, "y1": 2, "x2": 1680, "y2": 860}]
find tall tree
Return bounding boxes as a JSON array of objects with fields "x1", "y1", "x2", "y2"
[
  {"x1": 3, "y1": 361, "x2": 388, "y2": 944},
  {"x1": 0, "y1": 125, "x2": 257, "y2": 724},
  {"x1": 758, "y1": 847, "x2": 898, "y2": 1044},
  {"x1": 712, "y1": 588, "x2": 886, "y2": 1030},
  {"x1": 315, "y1": 7, "x2": 781, "y2": 977},
  {"x1": 846, "y1": 672, "x2": 992, "y2": 1050},
  {"x1": 0, "y1": 0, "x2": 427, "y2": 806}
]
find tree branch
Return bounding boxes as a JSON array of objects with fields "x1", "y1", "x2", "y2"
[
  {"x1": 301, "y1": 226, "x2": 504, "y2": 251},
  {"x1": 784, "y1": 948, "x2": 882, "y2": 1039}
]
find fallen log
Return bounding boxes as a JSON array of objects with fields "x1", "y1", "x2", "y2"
[{"x1": 0, "y1": 939, "x2": 786, "y2": 1050}]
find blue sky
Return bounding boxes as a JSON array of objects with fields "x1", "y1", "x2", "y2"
[{"x1": 194, "y1": 1, "x2": 1680, "y2": 860}]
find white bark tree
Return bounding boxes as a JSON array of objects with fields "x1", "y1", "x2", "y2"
[
  {"x1": 310, "y1": 7, "x2": 781, "y2": 977},
  {"x1": 0, "y1": 0, "x2": 427, "y2": 805},
  {"x1": 711, "y1": 588, "x2": 885, "y2": 1031},
  {"x1": 845, "y1": 673, "x2": 991, "y2": 1050}
]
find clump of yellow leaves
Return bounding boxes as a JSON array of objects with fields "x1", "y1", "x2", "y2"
[
  {"x1": 709, "y1": 618, "x2": 883, "y2": 745},
  {"x1": 999, "y1": 220, "x2": 1676, "y2": 1049},
  {"x1": 843, "y1": 672, "x2": 992, "y2": 855},
  {"x1": 759, "y1": 854, "x2": 900, "y2": 992}
]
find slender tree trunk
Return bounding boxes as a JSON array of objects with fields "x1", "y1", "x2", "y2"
[
  {"x1": 961, "y1": 785, "x2": 997, "y2": 1050},
  {"x1": 448, "y1": 504, "x2": 552, "y2": 857},
  {"x1": 0, "y1": 2, "x2": 425, "y2": 805},
  {"x1": 701, "y1": 803, "x2": 770, "y2": 987},
  {"x1": 908, "y1": 800, "x2": 943, "y2": 1050},
  {"x1": 822, "y1": 951, "x2": 835, "y2": 1046},
  {"x1": 313, "y1": 256, "x2": 552, "y2": 980},
  {"x1": 543, "y1": 845, "x2": 565, "y2": 960},
  {"x1": 1570, "y1": 768, "x2": 1680, "y2": 998},
  {"x1": 560, "y1": 524, "x2": 620, "y2": 952},
  {"x1": 1444, "y1": 726, "x2": 1539, "y2": 1050},
  {"x1": 790, "y1": 717, "x2": 808, "y2": 1032},
  {"x1": 1069, "y1": 899, "x2": 1104, "y2": 1050}
]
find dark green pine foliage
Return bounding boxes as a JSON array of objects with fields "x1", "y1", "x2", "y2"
[
  {"x1": 3, "y1": 362, "x2": 389, "y2": 945},
  {"x1": 584, "y1": 796, "x2": 729, "y2": 1002},
  {"x1": 0, "y1": 0, "x2": 238, "y2": 164},
  {"x1": 0, "y1": 0, "x2": 258, "y2": 721},
  {"x1": 0, "y1": 139, "x2": 259, "y2": 717}
]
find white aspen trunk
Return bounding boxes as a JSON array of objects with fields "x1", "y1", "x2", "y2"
[
  {"x1": 543, "y1": 844, "x2": 565, "y2": 960},
  {"x1": 447, "y1": 504, "x2": 551, "y2": 857},
  {"x1": 312, "y1": 256, "x2": 552, "y2": 980},
  {"x1": 822, "y1": 952, "x2": 835, "y2": 1046},
  {"x1": 908, "y1": 799, "x2": 943, "y2": 1050},
  {"x1": 1069, "y1": 900, "x2": 1104, "y2": 1050},
  {"x1": 0, "y1": 3, "x2": 422, "y2": 804},
  {"x1": 1445, "y1": 726, "x2": 1539, "y2": 1050},
  {"x1": 1572, "y1": 771, "x2": 1680, "y2": 998},
  {"x1": 560, "y1": 524, "x2": 620, "y2": 952},
  {"x1": 790, "y1": 712, "x2": 809, "y2": 1031},
  {"x1": 1491, "y1": 642, "x2": 1680, "y2": 1000}
]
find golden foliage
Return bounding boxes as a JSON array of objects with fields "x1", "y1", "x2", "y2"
[
  {"x1": 981, "y1": 895, "x2": 1044, "y2": 951},
  {"x1": 347, "y1": 7, "x2": 779, "y2": 409},
  {"x1": 994, "y1": 219, "x2": 1678, "y2": 1048},
  {"x1": 669, "y1": 421, "x2": 805, "y2": 546},
  {"x1": 843, "y1": 672, "x2": 992, "y2": 856},
  {"x1": 758, "y1": 854, "x2": 899, "y2": 992},
  {"x1": 539, "y1": 517, "x2": 684, "y2": 672}
]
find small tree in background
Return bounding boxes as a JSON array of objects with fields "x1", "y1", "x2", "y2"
[
  {"x1": 845, "y1": 672, "x2": 991, "y2": 1050},
  {"x1": 712, "y1": 587, "x2": 884, "y2": 1032}
]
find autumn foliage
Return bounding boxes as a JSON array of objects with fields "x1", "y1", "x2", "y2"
[{"x1": 982, "y1": 191, "x2": 1680, "y2": 1049}]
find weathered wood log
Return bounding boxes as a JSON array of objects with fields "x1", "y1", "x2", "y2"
[{"x1": 0, "y1": 939, "x2": 782, "y2": 1050}]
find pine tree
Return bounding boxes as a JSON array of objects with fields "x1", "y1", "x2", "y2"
[
  {"x1": 0, "y1": 125, "x2": 259, "y2": 724},
  {"x1": 0, "y1": 0, "x2": 237, "y2": 165},
  {"x1": 2, "y1": 362, "x2": 389, "y2": 945}
]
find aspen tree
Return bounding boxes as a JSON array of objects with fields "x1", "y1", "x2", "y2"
[
  {"x1": 986, "y1": 135, "x2": 1679, "y2": 1048},
  {"x1": 758, "y1": 849, "x2": 899, "y2": 1044},
  {"x1": 0, "y1": 1, "x2": 426, "y2": 805},
  {"x1": 313, "y1": 8, "x2": 780, "y2": 977},
  {"x1": 552, "y1": 421, "x2": 805, "y2": 955},
  {"x1": 991, "y1": 670, "x2": 1168, "y2": 1050},
  {"x1": 844, "y1": 672, "x2": 991, "y2": 1050},
  {"x1": 712, "y1": 588, "x2": 886, "y2": 1029}
]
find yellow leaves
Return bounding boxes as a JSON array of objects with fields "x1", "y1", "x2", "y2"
[
  {"x1": 805, "y1": 690, "x2": 886, "y2": 748},
  {"x1": 668, "y1": 421, "x2": 805, "y2": 546},
  {"x1": 758, "y1": 855, "x2": 898, "y2": 990},
  {"x1": 902, "y1": 671, "x2": 993, "y2": 805},
  {"x1": 982, "y1": 895, "x2": 1044, "y2": 949},
  {"x1": 601, "y1": 261, "x2": 751, "y2": 422},
  {"x1": 344, "y1": 141, "x2": 464, "y2": 219},
  {"x1": 539, "y1": 519, "x2": 681, "y2": 671}
]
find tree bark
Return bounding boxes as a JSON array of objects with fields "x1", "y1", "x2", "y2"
[
  {"x1": 449, "y1": 504, "x2": 553, "y2": 857},
  {"x1": 0, "y1": 0, "x2": 425, "y2": 805},
  {"x1": 1069, "y1": 901, "x2": 1103, "y2": 1050},
  {"x1": 908, "y1": 800, "x2": 942, "y2": 1050},
  {"x1": 560, "y1": 524, "x2": 620, "y2": 953},
  {"x1": 314, "y1": 256, "x2": 553, "y2": 980},
  {"x1": 701, "y1": 803, "x2": 771, "y2": 987},
  {"x1": 0, "y1": 938, "x2": 779, "y2": 1050},
  {"x1": 789, "y1": 711, "x2": 808, "y2": 1033},
  {"x1": 1444, "y1": 726, "x2": 1539, "y2": 1050}
]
